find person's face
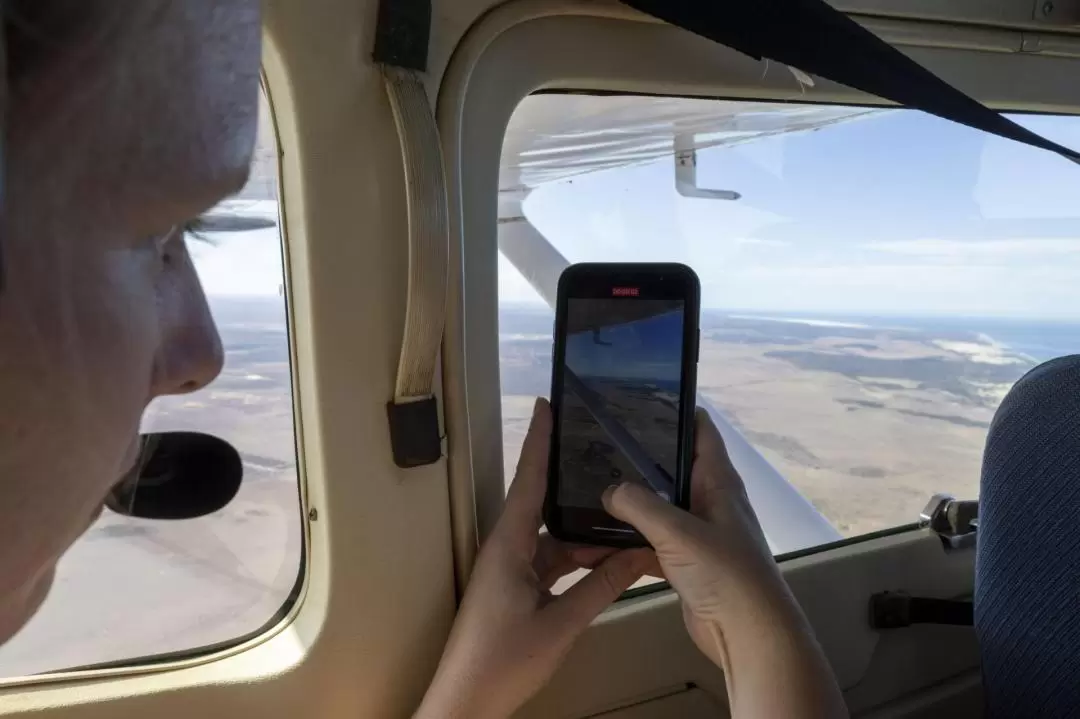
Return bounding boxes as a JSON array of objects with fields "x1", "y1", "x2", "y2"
[{"x1": 0, "y1": 1, "x2": 261, "y2": 643}]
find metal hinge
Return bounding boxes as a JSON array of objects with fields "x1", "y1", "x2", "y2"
[{"x1": 920, "y1": 493, "x2": 978, "y2": 550}]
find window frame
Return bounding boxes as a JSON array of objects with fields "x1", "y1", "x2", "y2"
[{"x1": 436, "y1": 3, "x2": 1080, "y2": 589}]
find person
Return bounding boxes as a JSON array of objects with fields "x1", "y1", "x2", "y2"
[
  {"x1": 0, "y1": 2, "x2": 844, "y2": 717},
  {"x1": 414, "y1": 399, "x2": 847, "y2": 718},
  {"x1": 0, "y1": 0, "x2": 261, "y2": 643}
]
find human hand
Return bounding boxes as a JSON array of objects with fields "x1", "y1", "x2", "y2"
[
  {"x1": 601, "y1": 409, "x2": 783, "y2": 659},
  {"x1": 602, "y1": 410, "x2": 846, "y2": 718},
  {"x1": 415, "y1": 398, "x2": 651, "y2": 719}
]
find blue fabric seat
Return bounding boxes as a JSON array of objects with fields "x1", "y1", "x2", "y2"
[{"x1": 975, "y1": 355, "x2": 1080, "y2": 718}]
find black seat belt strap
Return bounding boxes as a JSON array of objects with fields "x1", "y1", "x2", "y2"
[{"x1": 622, "y1": 0, "x2": 1080, "y2": 164}]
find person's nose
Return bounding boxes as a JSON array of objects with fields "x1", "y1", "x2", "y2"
[
  {"x1": 156, "y1": 313, "x2": 224, "y2": 396},
  {"x1": 150, "y1": 260, "x2": 225, "y2": 397}
]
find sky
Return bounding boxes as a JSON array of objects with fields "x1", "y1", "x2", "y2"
[
  {"x1": 566, "y1": 306, "x2": 684, "y2": 382},
  {"x1": 190, "y1": 225, "x2": 285, "y2": 297},
  {"x1": 500, "y1": 106, "x2": 1080, "y2": 320},
  {"x1": 188, "y1": 100, "x2": 1080, "y2": 320}
]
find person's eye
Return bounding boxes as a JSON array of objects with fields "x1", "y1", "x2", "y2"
[
  {"x1": 182, "y1": 216, "x2": 209, "y2": 237},
  {"x1": 181, "y1": 215, "x2": 216, "y2": 248}
]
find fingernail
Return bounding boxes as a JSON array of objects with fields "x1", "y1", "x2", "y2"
[
  {"x1": 532, "y1": 397, "x2": 544, "y2": 419},
  {"x1": 601, "y1": 483, "x2": 622, "y2": 507}
]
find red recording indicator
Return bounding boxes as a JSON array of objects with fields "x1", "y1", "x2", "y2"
[{"x1": 611, "y1": 287, "x2": 640, "y2": 297}]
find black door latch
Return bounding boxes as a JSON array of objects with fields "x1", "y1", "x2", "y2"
[{"x1": 870, "y1": 591, "x2": 973, "y2": 629}]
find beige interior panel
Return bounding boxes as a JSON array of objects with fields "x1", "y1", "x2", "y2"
[
  {"x1": 832, "y1": 0, "x2": 1073, "y2": 28},
  {"x1": 602, "y1": 676, "x2": 985, "y2": 719},
  {"x1": 784, "y1": 532, "x2": 976, "y2": 693},
  {"x1": 424, "y1": 0, "x2": 1080, "y2": 98},
  {"x1": 861, "y1": 673, "x2": 984, "y2": 719},
  {"x1": 592, "y1": 687, "x2": 728, "y2": 719},
  {"x1": 849, "y1": 637, "x2": 981, "y2": 717},
  {"x1": 512, "y1": 531, "x2": 977, "y2": 719}
]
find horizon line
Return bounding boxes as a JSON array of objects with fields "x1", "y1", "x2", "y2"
[{"x1": 203, "y1": 295, "x2": 1080, "y2": 324}]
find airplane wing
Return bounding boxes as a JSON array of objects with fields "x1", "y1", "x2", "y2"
[{"x1": 501, "y1": 94, "x2": 883, "y2": 193}]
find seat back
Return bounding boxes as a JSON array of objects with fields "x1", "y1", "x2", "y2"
[{"x1": 975, "y1": 355, "x2": 1080, "y2": 718}]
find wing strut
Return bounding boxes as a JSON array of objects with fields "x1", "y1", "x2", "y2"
[{"x1": 675, "y1": 134, "x2": 741, "y2": 201}]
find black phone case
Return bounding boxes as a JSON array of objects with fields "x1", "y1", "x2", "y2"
[{"x1": 544, "y1": 262, "x2": 700, "y2": 548}]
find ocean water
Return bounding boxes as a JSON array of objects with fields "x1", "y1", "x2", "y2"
[
  {"x1": 713, "y1": 309, "x2": 1080, "y2": 364},
  {"x1": 932, "y1": 319, "x2": 1079, "y2": 363},
  {"x1": 855, "y1": 315, "x2": 1080, "y2": 364}
]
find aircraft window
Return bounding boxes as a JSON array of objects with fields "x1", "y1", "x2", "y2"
[
  {"x1": 0, "y1": 88, "x2": 303, "y2": 677},
  {"x1": 498, "y1": 94, "x2": 1080, "y2": 564}
]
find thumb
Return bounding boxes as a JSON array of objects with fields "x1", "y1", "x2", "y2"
[
  {"x1": 602, "y1": 482, "x2": 690, "y2": 549},
  {"x1": 538, "y1": 549, "x2": 650, "y2": 639}
]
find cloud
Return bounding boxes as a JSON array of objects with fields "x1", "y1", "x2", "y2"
[
  {"x1": 862, "y1": 238, "x2": 1080, "y2": 257},
  {"x1": 733, "y1": 237, "x2": 790, "y2": 247}
]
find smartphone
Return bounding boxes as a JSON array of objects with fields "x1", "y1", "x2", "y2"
[{"x1": 544, "y1": 262, "x2": 700, "y2": 547}]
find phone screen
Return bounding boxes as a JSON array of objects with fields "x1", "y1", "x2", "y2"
[{"x1": 556, "y1": 297, "x2": 686, "y2": 511}]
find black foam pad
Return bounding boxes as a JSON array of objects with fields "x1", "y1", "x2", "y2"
[{"x1": 105, "y1": 432, "x2": 243, "y2": 520}]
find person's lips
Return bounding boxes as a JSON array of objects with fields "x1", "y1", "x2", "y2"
[
  {"x1": 120, "y1": 438, "x2": 142, "y2": 478},
  {"x1": 90, "y1": 438, "x2": 143, "y2": 530}
]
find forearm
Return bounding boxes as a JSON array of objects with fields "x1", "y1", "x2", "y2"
[
  {"x1": 724, "y1": 618, "x2": 845, "y2": 717},
  {"x1": 706, "y1": 577, "x2": 847, "y2": 719},
  {"x1": 414, "y1": 652, "x2": 535, "y2": 719},
  {"x1": 413, "y1": 681, "x2": 471, "y2": 719},
  {"x1": 414, "y1": 665, "x2": 506, "y2": 719},
  {"x1": 414, "y1": 690, "x2": 477, "y2": 719}
]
